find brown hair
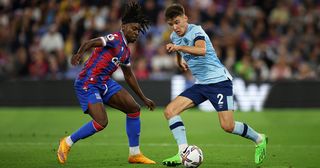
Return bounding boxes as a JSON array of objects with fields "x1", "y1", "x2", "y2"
[{"x1": 165, "y1": 4, "x2": 185, "y2": 21}]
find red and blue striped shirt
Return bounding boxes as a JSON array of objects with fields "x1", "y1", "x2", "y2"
[{"x1": 77, "y1": 31, "x2": 130, "y2": 89}]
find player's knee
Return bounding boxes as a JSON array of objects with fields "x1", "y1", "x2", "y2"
[
  {"x1": 100, "y1": 119, "x2": 108, "y2": 128},
  {"x1": 221, "y1": 122, "x2": 234, "y2": 133},
  {"x1": 164, "y1": 106, "x2": 175, "y2": 120},
  {"x1": 127, "y1": 111, "x2": 140, "y2": 118},
  {"x1": 93, "y1": 119, "x2": 108, "y2": 131},
  {"x1": 125, "y1": 103, "x2": 140, "y2": 114},
  {"x1": 132, "y1": 105, "x2": 140, "y2": 113}
]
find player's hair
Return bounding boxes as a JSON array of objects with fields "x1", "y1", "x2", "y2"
[
  {"x1": 121, "y1": 1, "x2": 151, "y2": 34},
  {"x1": 165, "y1": 3, "x2": 185, "y2": 21}
]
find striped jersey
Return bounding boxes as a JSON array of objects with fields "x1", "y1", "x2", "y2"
[{"x1": 76, "y1": 31, "x2": 130, "y2": 89}]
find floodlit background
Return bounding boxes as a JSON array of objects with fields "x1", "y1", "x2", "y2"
[{"x1": 0, "y1": 0, "x2": 319, "y2": 168}]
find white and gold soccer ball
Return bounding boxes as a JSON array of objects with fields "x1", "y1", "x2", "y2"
[{"x1": 181, "y1": 145, "x2": 204, "y2": 168}]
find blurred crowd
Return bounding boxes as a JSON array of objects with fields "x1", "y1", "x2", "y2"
[{"x1": 0, "y1": 0, "x2": 319, "y2": 81}]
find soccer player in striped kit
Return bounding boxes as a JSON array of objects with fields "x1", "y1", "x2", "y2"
[{"x1": 57, "y1": 2, "x2": 155, "y2": 165}]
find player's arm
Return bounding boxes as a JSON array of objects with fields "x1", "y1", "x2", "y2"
[
  {"x1": 120, "y1": 65, "x2": 156, "y2": 111},
  {"x1": 71, "y1": 37, "x2": 106, "y2": 65},
  {"x1": 166, "y1": 39, "x2": 206, "y2": 56},
  {"x1": 176, "y1": 52, "x2": 188, "y2": 71}
]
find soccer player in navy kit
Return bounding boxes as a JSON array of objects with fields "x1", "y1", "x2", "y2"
[
  {"x1": 162, "y1": 4, "x2": 268, "y2": 166},
  {"x1": 57, "y1": 2, "x2": 155, "y2": 164}
]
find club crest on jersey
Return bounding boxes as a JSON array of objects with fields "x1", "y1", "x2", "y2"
[
  {"x1": 112, "y1": 57, "x2": 120, "y2": 66},
  {"x1": 95, "y1": 93, "x2": 102, "y2": 100},
  {"x1": 195, "y1": 32, "x2": 202, "y2": 36}
]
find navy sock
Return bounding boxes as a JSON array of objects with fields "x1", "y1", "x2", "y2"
[
  {"x1": 169, "y1": 115, "x2": 188, "y2": 152},
  {"x1": 232, "y1": 121, "x2": 260, "y2": 143}
]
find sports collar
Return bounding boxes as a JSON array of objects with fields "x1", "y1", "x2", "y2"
[{"x1": 120, "y1": 30, "x2": 128, "y2": 46}]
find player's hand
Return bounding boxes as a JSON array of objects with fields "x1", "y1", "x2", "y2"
[
  {"x1": 166, "y1": 43, "x2": 179, "y2": 53},
  {"x1": 143, "y1": 97, "x2": 156, "y2": 111},
  {"x1": 71, "y1": 53, "x2": 82, "y2": 65},
  {"x1": 178, "y1": 62, "x2": 189, "y2": 71}
]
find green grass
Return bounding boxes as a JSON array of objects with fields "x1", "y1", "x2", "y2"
[{"x1": 0, "y1": 107, "x2": 319, "y2": 168}]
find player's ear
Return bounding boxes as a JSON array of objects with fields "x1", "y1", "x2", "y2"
[
  {"x1": 184, "y1": 15, "x2": 188, "y2": 22},
  {"x1": 121, "y1": 24, "x2": 129, "y2": 34},
  {"x1": 121, "y1": 24, "x2": 126, "y2": 30}
]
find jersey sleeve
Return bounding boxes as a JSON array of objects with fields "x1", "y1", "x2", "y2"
[
  {"x1": 170, "y1": 32, "x2": 178, "y2": 44},
  {"x1": 190, "y1": 26, "x2": 205, "y2": 44},
  {"x1": 100, "y1": 34, "x2": 120, "y2": 48},
  {"x1": 122, "y1": 56, "x2": 131, "y2": 66},
  {"x1": 121, "y1": 49, "x2": 131, "y2": 66}
]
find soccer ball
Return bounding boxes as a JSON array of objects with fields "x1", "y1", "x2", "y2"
[{"x1": 181, "y1": 145, "x2": 204, "y2": 168}]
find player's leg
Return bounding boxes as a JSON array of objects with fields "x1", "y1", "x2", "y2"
[
  {"x1": 57, "y1": 102, "x2": 107, "y2": 164},
  {"x1": 162, "y1": 96, "x2": 195, "y2": 166},
  {"x1": 217, "y1": 110, "x2": 262, "y2": 142},
  {"x1": 107, "y1": 88, "x2": 155, "y2": 164},
  {"x1": 217, "y1": 111, "x2": 267, "y2": 164},
  {"x1": 163, "y1": 84, "x2": 207, "y2": 167},
  {"x1": 57, "y1": 87, "x2": 107, "y2": 164},
  {"x1": 165, "y1": 96, "x2": 195, "y2": 151},
  {"x1": 71, "y1": 102, "x2": 107, "y2": 143},
  {"x1": 210, "y1": 80, "x2": 267, "y2": 164},
  {"x1": 165, "y1": 84, "x2": 205, "y2": 152}
]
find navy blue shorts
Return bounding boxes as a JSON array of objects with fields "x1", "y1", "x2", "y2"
[
  {"x1": 179, "y1": 80, "x2": 234, "y2": 111},
  {"x1": 74, "y1": 79, "x2": 122, "y2": 113}
]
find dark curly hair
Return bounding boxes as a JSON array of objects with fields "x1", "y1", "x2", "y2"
[{"x1": 121, "y1": 1, "x2": 151, "y2": 34}]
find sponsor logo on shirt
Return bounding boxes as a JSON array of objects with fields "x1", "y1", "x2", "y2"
[{"x1": 95, "y1": 93, "x2": 102, "y2": 100}]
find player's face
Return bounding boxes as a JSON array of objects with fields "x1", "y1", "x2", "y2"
[
  {"x1": 167, "y1": 15, "x2": 188, "y2": 36},
  {"x1": 122, "y1": 23, "x2": 141, "y2": 43}
]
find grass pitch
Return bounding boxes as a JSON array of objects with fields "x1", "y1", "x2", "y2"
[{"x1": 0, "y1": 107, "x2": 319, "y2": 168}]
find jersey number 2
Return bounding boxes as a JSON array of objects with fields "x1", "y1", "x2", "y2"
[{"x1": 217, "y1": 94, "x2": 224, "y2": 105}]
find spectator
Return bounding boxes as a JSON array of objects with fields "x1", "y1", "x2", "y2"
[
  {"x1": 0, "y1": 48, "x2": 13, "y2": 80},
  {"x1": 28, "y1": 50, "x2": 48, "y2": 80},
  {"x1": 253, "y1": 59, "x2": 269, "y2": 81},
  {"x1": 296, "y1": 62, "x2": 316, "y2": 80},
  {"x1": 234, "y1": 55, "x2": 254, "y2": 81},
  {"x1": 13, "y1": 46, "x2": 29, "y2": 78},
  {"x1": 270, "y1": 55, "x2": 292, "y2": 81},
  {"x1": 0, "y1": 0, "x2": 318, "y2": 81},
  {"x1": 47, "y1": 52, "x2": 64, "y2": 80},
  {"x1": 40, "y1": 24, "x2": 64, "y2": 53},
  {"x1": 134, "y1": 57, "x2": 149, "y2": 80},
  {"x1": 150, "y1": 45, "x2": 175, "y2": 80},
  {"x1": 269, "y1": 1, "x2": 290, "y2": 26},
  {"x1": 251, "y1": 41, "x2": 277, "y2": 68}
]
